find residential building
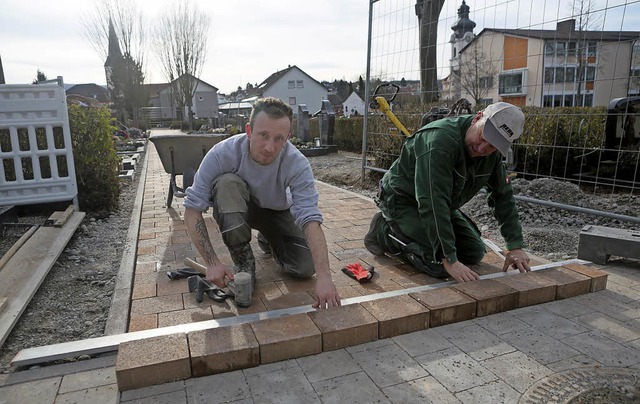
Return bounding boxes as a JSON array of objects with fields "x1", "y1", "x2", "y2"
[
  {"x1": 342, "y1": 91, "x2": 365, "y2": 117},
  {"x1": 145, "y1": 75, "x2": 219, "y2": 121},
  {"x1": 458, "y1": 18, "x2": 640, "y2": 107},
  {"x1": 250, "y1": 65, "x2": 328, "y2": 114},
  {"x1": 66, "y1": 83, "x2": 109, "y2": 104}
]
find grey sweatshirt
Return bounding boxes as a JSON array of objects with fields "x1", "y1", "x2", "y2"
[{"x1": 183, "y1": 134, "x2": 323, "y2": 229}]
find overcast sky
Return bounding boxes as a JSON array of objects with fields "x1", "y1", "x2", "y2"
[{"x1": 1, "y1": 0, "x2": 638, "y2": 94}]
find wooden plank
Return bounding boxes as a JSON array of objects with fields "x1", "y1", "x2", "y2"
[
  {"x1": 54, "y1": 205, "x2": 76, "y2": 227},
  {"x1": 0, "y1": 211, "x2": 85, "y2": 347},
  {"x1": 0, "y1": 225, "x2": 38, "y2": 272}
]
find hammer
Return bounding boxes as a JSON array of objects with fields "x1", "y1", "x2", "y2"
[{"x1": 183, "y1": 258, "x2": 252, "y2": 307}]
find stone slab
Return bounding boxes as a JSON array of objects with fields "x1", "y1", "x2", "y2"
[
  {"x1": 115, "y1": 333, "x2": 191, "y2": 391},
  {"x1": 562, "y1": 263, "x2": 608, "y2": 292},
  {"x1": 307, "y1": 304, "x2": 378, "y2": 351},
  {"x1": 360, "y1": 295, "x2": 429, "y2": 339},
  {"x1": 533, "y1": 267, "x2": 591, "y2": 299},
  {"x1": 188, "y1": 323, "x2": 259, "y2": 377},
  {"x1": 250, "y1": 313, "x2": 321, "y2": 364},
  {"x1": 494, "y1": 273, "x2": 557, "y2": 307},
  {"x1": 410, "y1": 287, "x2": 476, "y2": 327},
  {"x1": 577, "y1": 224, "x2": 640, "y2": 264},
  {"x1": 452, "y1": 279, "x2": 518, "y2": 317}
]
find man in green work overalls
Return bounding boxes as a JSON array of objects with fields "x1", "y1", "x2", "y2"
[{"x1": 364, "y1": 102, "x2": 531, "y2": 282}]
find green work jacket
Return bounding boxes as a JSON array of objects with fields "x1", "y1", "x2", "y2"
[{"x1": 380, "y1": 115, "x2": 524, "y2": 264}]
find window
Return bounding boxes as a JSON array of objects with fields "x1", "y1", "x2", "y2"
[
  {"x1": 296, "y1": 80, "x2": 304, "y2": 88},
  {"x1": 289, "y1": 97, "x2": 296, "y2": 105},
  {"x1": 630, "y1": 68, "x2": 640, "y2": 77},
  {"x1": 565, "y1": 67, "x2": 576, "y2": 82},
  {"x1": 555, "y1": 67, "x2": 565, "y2": 83},
  {"x1": 498, "y1": 71, "x2": 526, "y2": 95},
  {"x1": 544, "y1": 67, "x2": 554, "y2": 84},
  {"x1": 288, "y1": 80, "x2": 295, "y2": 89},
  {"x1": 479, "y1": 76, "x2": 493, "y2": 89}
]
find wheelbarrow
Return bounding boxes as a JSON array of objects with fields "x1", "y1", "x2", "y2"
[{"x1": 149, "y1": 132, "x2": 230, "y2": 208}]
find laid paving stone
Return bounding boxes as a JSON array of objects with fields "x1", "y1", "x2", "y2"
[
  {"x1": 533, "y1": 267, "x2": 591, "y2": 299},
  {"x1": 494, "y1": 273, "x2": 557, "y2": 307},
  {"x1": 261, "y1": 291, "x2": 316, "y2": 311},
  {"x1": 188, "y1": 324, "x2": 259, "y2": 377},
  {"x1": 453, "y1": 279, "x2": 519, "y2": 317},
  {"x1": 158, "y1": 307, "x2": 213, "y2": 328},
  {"x1": 411, "y1": 287, "x2": 476, "y2": 327},
  {"x1": 128, "y1": 313, "x2": 157, "y2": 332},
  {"x1": 132, "y1": 283, "x2": 156, "y2": 299},
  {"x1": 307, "y1": 304, "x2": 378, "y2": 351},
  {"x1": 250, "y1": 313, "x2": 321, "y2": 364},
  {"x1": 130, "y1": 294, "x2": 184, "y2": 315},
  {"x1": 360, "y1": 294, "x2": 429, "y2": 339},
  {"x1": 116, "y1": 333, "x2": 191, "y2": 391},
  {"x1": 562, "y1": 262, "x2": 608, "y2": 292}
]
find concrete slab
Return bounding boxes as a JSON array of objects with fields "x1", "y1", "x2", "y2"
[
  {"x1": 360, "y1": 294, "x2": 430, "y2": 339},
  {"x1": 188, "y1": 323, "x2": 259, "y2": 377},
  {"x1": 115, "y1": 333, "x2": 191, "y2": 391},
  {"x1": 250, "y1": 313, "x2": 321, "y2": 364},
  {"x1": 452, "y1": 279, "x2": 519, "y2": 317},
  {"x1": 307, "y1": 304, "x2": 378, "y2": 351},
  {"x1": 410, "y1": 287, "x2": 476, "y2": 327}
]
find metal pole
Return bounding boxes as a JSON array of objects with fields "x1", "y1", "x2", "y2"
[
  {"x1": 514, "y1": 194, "x2": 640, "y2": 225},
  {"x1": 361, "y1": 0, "x2": 378, "y2": 185}
]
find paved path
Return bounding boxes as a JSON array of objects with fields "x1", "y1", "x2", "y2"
[{"x1": 0, "y1": 138, "x2": 638, "y2": 403}]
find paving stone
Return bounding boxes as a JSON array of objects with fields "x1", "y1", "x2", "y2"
[
  {"x1": 59, "y1": 366, "x2": 116, "y2": 394},
  {"x1": 307, "y1": 304, "x2": 378, "y2": 351},
  {"x1": 128, "y1": 313, "x2": 157, "y2": 332},
  {"x1": 349, "y1": 342, "x2": 429, "y2": 388},
  {"x1": 130, "y1": 294, "x2": 184, "y2": 315},
  {"x1": 261, "y1": 291, "x2": 316, "y2": 311},
  {"x1": 455, "y1": 379, "x2": 522, "y2": 404},
  {"x1": 312, "y1": 371, "x2": 389, "y2": 403},
  {"x1": 54, "y1": 384, "x2": 119, "y2": 404},
  {"x1": 157, "y1": 307, "x2": 213, "y2": 328},
  {"x1": 563, "y1": 262, "x2": 608, "y2": 292},
  {"x1": 188, "y1": 324, "x2": 259, "y2": 377},
  {"x1": 499, "y1": 326, "x2": 580, "y2": 365},
  {"x1": 416, "y1": 346, "x2": 498, "y2": 393},
  {"x1": 132, "y1": 283, "x2": 156, "y2": 299},
  {"x1": 246, "y1": 365, "x2": 322, "y2": 402},
  {"x1": 0, "y1": 377, "x2": 60, "y2": 403},
  {"x1": 296, "y1": 349, "x2": 363, "y2": 383},
  {"x1": 410, "y1": 287, "x2": 476, "y2": 326},
  {"x1": 382, "y1": 376, "x2": 459, "y2": 403},
  {"x1": 494, "y1": 273, "x2": 557, "y2": 307},
  {"x1": 184, "y1": 370, "x2": 251, "y2": 403},
  {"x1": 446, "y1": 323, "x2": 516, "y2": 361},
  {"x1": 360, "y1": 294, "x2": 429, "y2": 339},
  {"x1": 533, "y1": 267, "x2": 591, "y2": 299},
  {"x1": 250, "y1": 313, "x2": 322, "y2": 364},
  {"x1": 453, "y1": 279, "x2": 519, "y2": 317},
  {"x1": 116, "y1": 333, "x2": 191, "y2": 391},
  {"x1": 482, "y1": 351, "x2": 554, "y2": 393}
]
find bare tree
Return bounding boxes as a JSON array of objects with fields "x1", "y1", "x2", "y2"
[
  {"x1": 83, "y1": 0, "x2": 146, "y2": 64},
  {"x1": 459, "y1": 43, "x2": 499, "y2": 106},
  {"x1": 569, "y1": 0, "x2": 603, "y2": 106},
  {"x1": 415, "y1": 0, "x2": 445, "y2": 104},
  {"x1": 154, "y1": 0, "x2": 211, "y2": 130},
  {"x1": 83, "y1": 0, "x2": 147, "y2": 125}
]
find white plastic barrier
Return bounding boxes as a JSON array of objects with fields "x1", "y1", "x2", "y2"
[{"x1": 0, "y1": 78, "x2": 78, "y2": 206}]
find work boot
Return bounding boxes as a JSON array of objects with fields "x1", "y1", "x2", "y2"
[
  {"x1": 364, "y1": 212, "x2": 386, "y2": 256},
  {"x1": 230, "y1": 244, "x2": 256, "y2": 288},
  {"x1": 256, "y1": 232, "x2": 272, "y2": 254}
]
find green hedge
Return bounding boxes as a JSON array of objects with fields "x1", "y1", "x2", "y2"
[{"x1": 68, "y1": 105, "x2": 121, "y2": 213}]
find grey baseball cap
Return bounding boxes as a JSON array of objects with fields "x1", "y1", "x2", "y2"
[{"x1": 482, "y1": 102, "x2": 525, "y2": 156}]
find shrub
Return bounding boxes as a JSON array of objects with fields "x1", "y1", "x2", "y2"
[{"x1": 67, "y1": 104, "x2": 121, "y2": 213}]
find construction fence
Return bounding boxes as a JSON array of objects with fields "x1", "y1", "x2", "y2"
[{"x1": 362, "y1": 0, "x2": 640, "y2": 193}]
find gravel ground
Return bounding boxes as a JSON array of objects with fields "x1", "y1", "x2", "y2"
[{"x1": 0, "y1": 148, "x2": 638, "y2": 373}]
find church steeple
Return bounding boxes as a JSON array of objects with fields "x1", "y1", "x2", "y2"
[
  {"x1": 451, "y1": 0, "x2": 476, "y2": 38},
  {"x1": 104, "y1": 19, "x2": 122, "y2": 68}
]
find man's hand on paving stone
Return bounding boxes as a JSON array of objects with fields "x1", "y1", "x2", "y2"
[
  {"x1": 443, "y1": 260, "x2": 481, "y2": 283},
  {"x1": 313, "y1": 276, "x2": 341, "y2": 309},
  {"x1": 502, "y1": 248, "x2": 531, "y2": 273}
]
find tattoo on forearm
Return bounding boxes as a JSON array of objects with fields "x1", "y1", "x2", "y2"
[{"x1": 195, "y1": 218, "x2": 217, "y2": 264}]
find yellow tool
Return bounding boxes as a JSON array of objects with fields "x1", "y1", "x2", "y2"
[{"x1": 369, "y1": 83, "x2": 412, "y2": 137}]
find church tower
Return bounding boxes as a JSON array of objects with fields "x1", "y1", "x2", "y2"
[
  {"x1": 104, "y1": 19, "x2": 122, "y2": 103},
  {"x1": 448, "y1": 1, "x2": 476, "y2": 98}
]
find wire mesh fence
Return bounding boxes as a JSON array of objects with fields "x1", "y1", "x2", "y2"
[{"x1": 362, "y1": 0, "x2": 640, "y2": 194}]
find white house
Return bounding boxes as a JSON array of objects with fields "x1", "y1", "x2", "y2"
[
  {"x1": 342, "y1": 91, "x2": 365, "y2": 117},
  {"x1": 143, "y1": 74, "x2": 219, "y2": 121},
  {"x1": 251, "y1": 65, "x2": 328, "y2": 114}
]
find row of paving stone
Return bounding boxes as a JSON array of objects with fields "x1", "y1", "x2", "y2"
[{"x1": 115, "y1": 262, "x2": 607, "y2": 391}]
